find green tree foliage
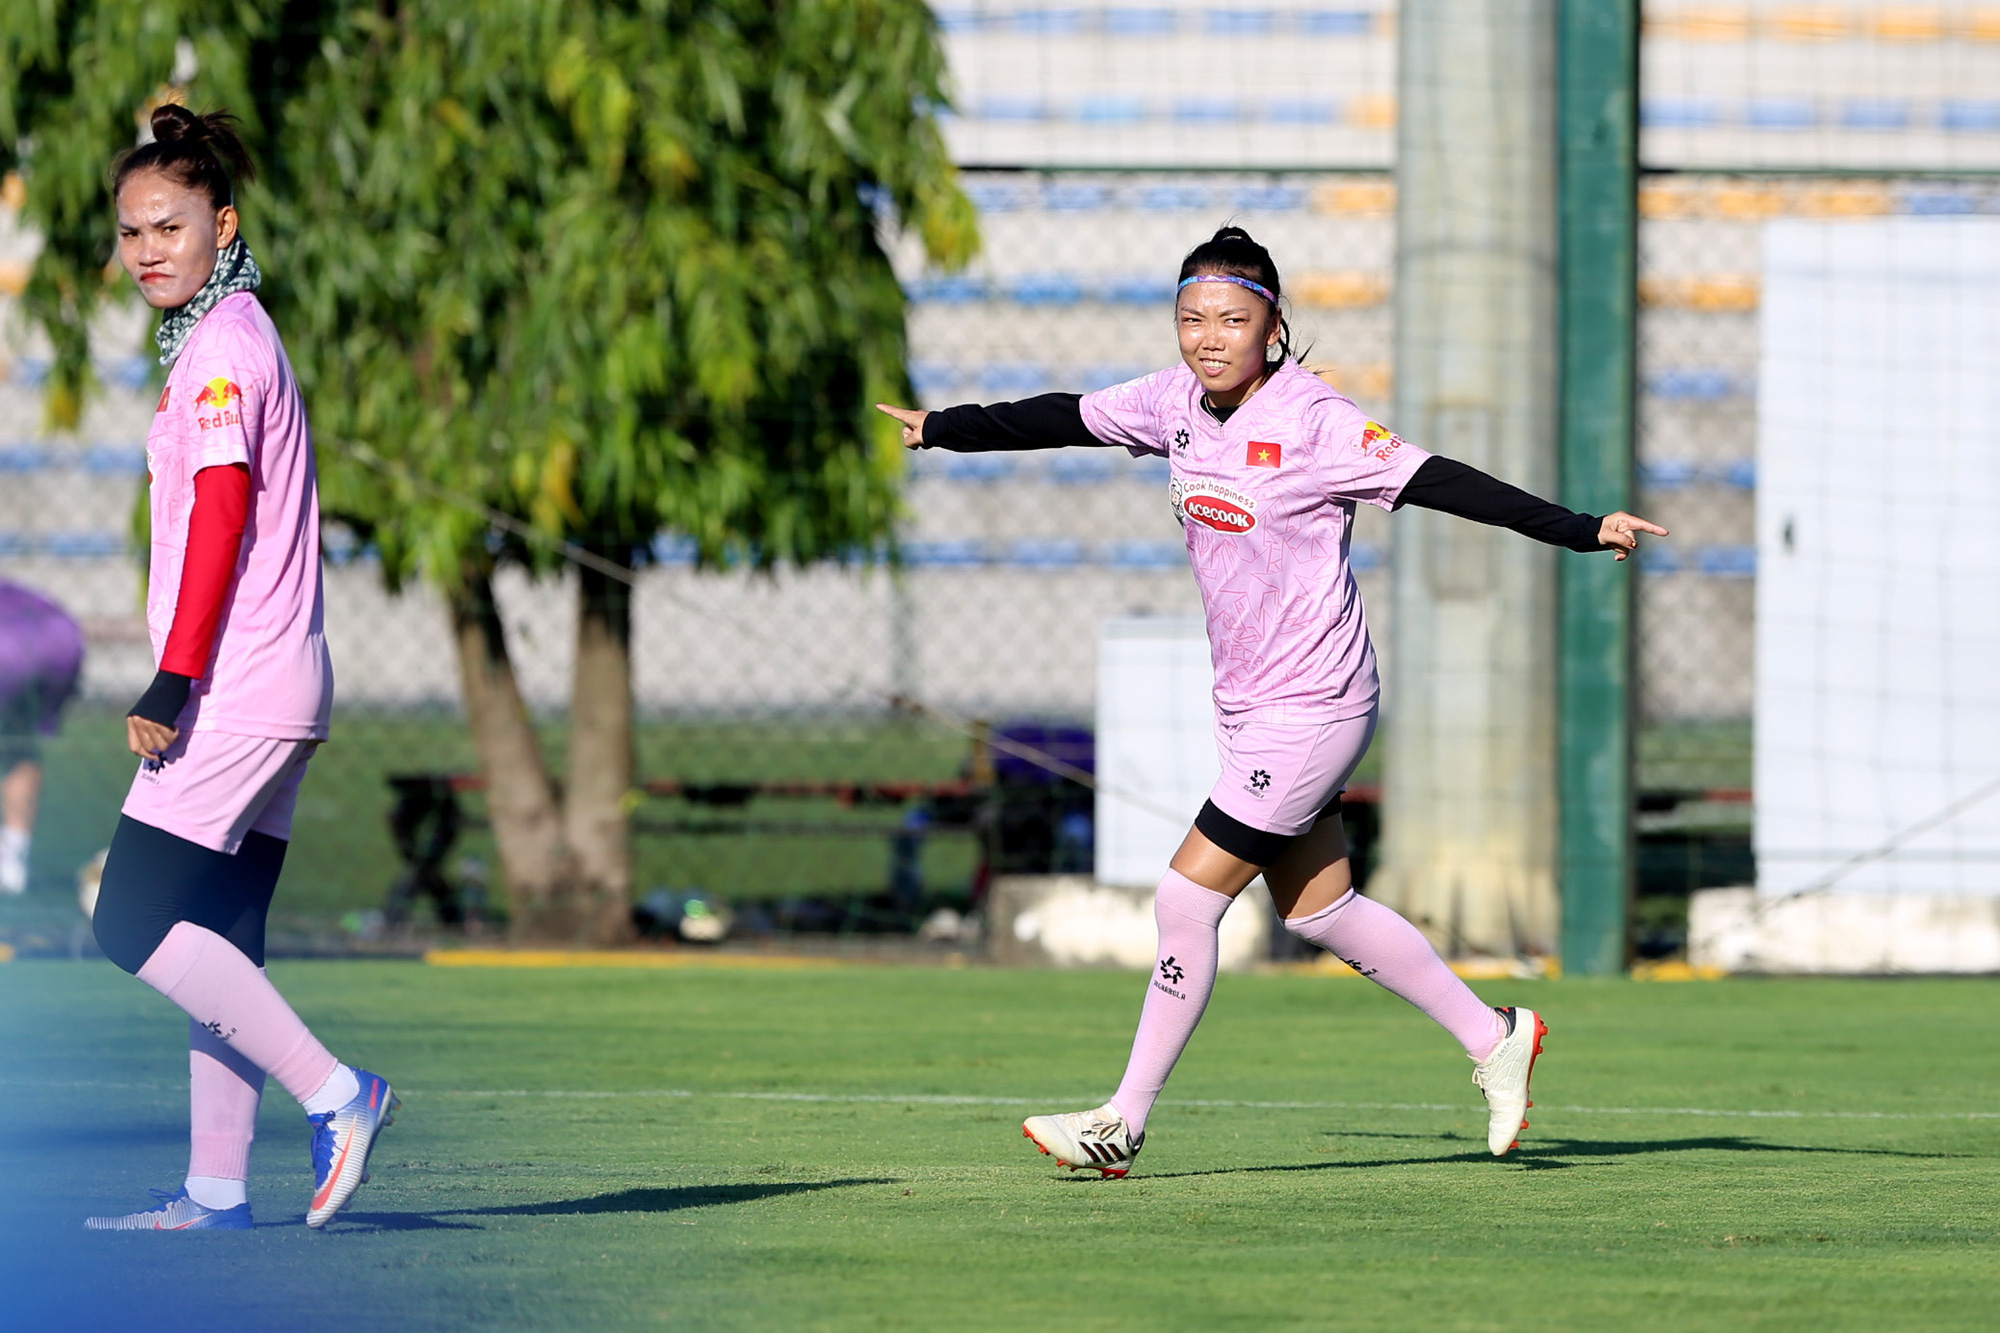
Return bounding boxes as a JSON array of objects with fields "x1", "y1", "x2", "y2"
[{"x1": 4, "y1": 1, "x2": 975, "y2": 940}]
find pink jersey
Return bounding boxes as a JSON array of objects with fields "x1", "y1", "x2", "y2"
[
  {"x1": 1081, "y1": 359, "x2": 1429, "y2": 722},
  {"x1": 144, "y1": 291, "x2": 333, "y2": 740}
]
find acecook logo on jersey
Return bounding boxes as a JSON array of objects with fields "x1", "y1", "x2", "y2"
[{"x1": 1170, "y1": 477, "x2": 1258, "y2": 535}]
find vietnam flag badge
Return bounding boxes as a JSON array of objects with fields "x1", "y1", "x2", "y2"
[{"x1": 1246, "y1": 440, "x2": 1282, "y2": 468}]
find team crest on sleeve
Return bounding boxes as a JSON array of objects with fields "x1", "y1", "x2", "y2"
[
  {"x1": 1359, "y1": 421, "x2": 1406, "y2": 462},
  {"x1": 1171, "y1": 477, "x2": 1258, "y2": 534},
  {"x1": 192, "y1": 378, "x2": 244, "y2": 431}
]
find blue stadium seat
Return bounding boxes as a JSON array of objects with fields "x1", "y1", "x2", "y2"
[
  {"x1": 1044, "y1": 182, "x2": 1112, "y2": 210},
  {"x1": 980, "y1": 363, "x2": 1051, "y2": 397},
  {"x1": 1008, "y1": 538, "x2": 1086, "y2": 568},
  {"x1": 904, "y1": 274, "x2": 987, "y2": 304},
  {"x1": 1049, "y1": 453, "x2": 1118, "y2": 485},
  {"x1": 1234, "y1": 185, "x2": 1307, "y2": 211},
  {"x1": 1641, "y1": 460, "x2": 1699, "y2": 490},
  {"x1": 649, "y1": 535, "x2": 698, "y2": 565},
  {"x1": 1104, "y1": 7, "x2": 1178, "y2": 35},
  {"x1": 1941, "y1": 101, "x2": 2000, "y2": 133},
  {"x1": 930, "y1": 7, "x2": 982, "y2": 34},
  {"x1": 12, "y1": 358, "x2": 49, "y2": 387},
  {"x1": 1746, "y1": 99, "x2": 1817, "y2": 130},
  {"x1": 1640, "y1": 545, "x2": 1684, "y2": 574},
  {"x1": 941, "y1": 454, "x2": 1015, "y2": 483},
  {"x1": 1722, "y1": 460, "x2": 1756, "y2": 490},
  {"x1": 1264, "y1": 99, "x2": 1339, "y2": 125},
  {"x1": 1173, "y1": 98, "x2": 1242, "y2": 125},
  {"x1": 1641, "y1": 99, "x2": 1722, "y2": 129},
  {"x1": 964, "y1": 181, "x2": 1027, "y2": 213},
  {"x1": 44, "y1": 532, "x2": 125, "y2": 558},
  {"x1": 1012, "y1": 8, "x2": 1089, "y2": 34},
  {"x1": 1076, "y1": 95, "x2": 1146, "y2": 125},
  {"x1": 1103, "y1": 540, "x2": 1186, "y2": 570},
  {"x1": 1298, "y1": 9, "x2": 1376, "y2": 36},
  {"x1": 99, "y1": 356, "x2": 153, "y2": 390},
  {"x1": 1206, "y1": 9, "x2": 1277, "y2": 34},
  {"x1": 1840, "y1": 100, "x2": 1912, "y2": 130},
  {"x1": 0, "y1": 446, "x2": 46, "y2": 472},
  {"x1": 0, "y1": 533, "x2": 33, "y2": 555},
  {"x1": 1900, "y1": 189, "x2": 1983, "y2": 214},
  {"x1": 908, "y1": 362, "x2": 962, "y2": 400},
  {"x1": 1139, "y1": 184, "x2": 1214, "y2": 211},
  {"x1": 980, "y1": 96, "x2": 1047, "y2": 122},
  {"x1": 1008, "y1": 274, "x2": 1086, "y2": 305},
  {"x1": 1647, "y1": 369, "x2": 1741, "y2": 401},
  {"x1": 84, "y1": 446, "x2": 146, "y2": 475},
  {"x1": 902, "y1": 539, "x2": 989, "y2": 568},
  {"x1": 1697, "y1": 546, "x2": 1756, "y2": 578},
  {"x1": 1082, "y1": 363, "x2": 1152, "y2": 388},
  {"x1": 1103, "y1": 275, "x2": 1173, "y2": 305},
  {"x1": 1349, "y1": 543, "x2": 1386, "y2": 573}
]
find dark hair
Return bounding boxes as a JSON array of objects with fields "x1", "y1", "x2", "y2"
[
  {"x1": 1176, "y1": 225, "x2": 1297, "y2": 364},
  {"x1": 112, "y1": 104, "x2": 256, "y2": 210}
]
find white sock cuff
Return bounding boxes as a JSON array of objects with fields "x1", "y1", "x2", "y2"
[
  {"x1": 300, "y1": 1063, "x2": 360, "y2": 1116},
  {"x1": 184, "y1": 1175, "x2": 248, "y2": 1210}
]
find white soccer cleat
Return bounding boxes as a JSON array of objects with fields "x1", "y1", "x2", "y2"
[
  {"x1": 1471, "y1": 1006, "x2": 1547, "y2": 1157},
  {"x1": 1022, "y1": 1103, "x2": 1143, "y2": 1178}
]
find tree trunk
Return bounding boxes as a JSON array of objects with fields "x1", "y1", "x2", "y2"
[
  {"x1": 563, "y1": 549, "x2": 638, "y2": 946},
  {"x1": 447, "y1": 567, "x2": 575, "y2": 939}
]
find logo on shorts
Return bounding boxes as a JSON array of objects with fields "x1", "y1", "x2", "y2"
[
  {"x1": 1171, "y1": 478, "x2": 1258, "y2": 535},
  {"x1": 1247, "y1": 768, "x2": 1272, "y2": 794}
]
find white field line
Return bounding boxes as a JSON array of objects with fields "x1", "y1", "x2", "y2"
[{"x1": 11, "y1": 1079, "x2": 1998, "y2": 1121}]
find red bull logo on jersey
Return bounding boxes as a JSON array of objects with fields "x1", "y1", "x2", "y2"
[
  {"x1": 192, "y1": 377, "x2": 243, "y2": 432},
  {"x1": 1359, "y1": 421, "x2": 1406, "y2": 463},
  {"x1": 1172, "y1": 478, "x2": 1258, "y2": 535}
]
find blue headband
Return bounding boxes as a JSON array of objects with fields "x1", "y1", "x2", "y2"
[{"x1": 1178, "y1": 273, "x2": 1278, "y2": 305}]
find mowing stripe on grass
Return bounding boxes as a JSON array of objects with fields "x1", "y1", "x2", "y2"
[{"x1": 13, "y1": 1079, "x2": 1996, "y2": 1121}]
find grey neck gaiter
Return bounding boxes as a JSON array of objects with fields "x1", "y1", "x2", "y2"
[{"x1": 155, "y1": 236, "x2": 263, "y2": 366}]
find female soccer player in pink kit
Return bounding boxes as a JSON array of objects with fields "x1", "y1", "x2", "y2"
[
  {"x1": 83, "y1": 105, "x2": 394, "y2": 1232},
  {"x1": 879, "y1": 227, "x2": 1665, "y2": 1175}
]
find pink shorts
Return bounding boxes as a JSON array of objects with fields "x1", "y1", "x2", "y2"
[
  {"x1": 1207, "y1": 710, "x2": 1377, "y2": 837},
  {"x1": 122, "y1": 730, "x2": 317, "y2": 854}
]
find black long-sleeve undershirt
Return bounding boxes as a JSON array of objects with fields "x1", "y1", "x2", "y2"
[{"x1": 917, "y1": 394, "x2": 1603, "y2": 551}]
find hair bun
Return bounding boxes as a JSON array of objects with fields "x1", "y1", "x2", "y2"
[
  {"x1": 1210, "y1": 225, "x2": 1254, "y2": 244},
  {"x1": 149, "y1": 103, "x2": 204, "y2": 143}
]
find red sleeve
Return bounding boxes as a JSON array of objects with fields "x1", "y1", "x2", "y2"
[{"x1": 160, "y1": 463, "x2": 250, "y2": 678}]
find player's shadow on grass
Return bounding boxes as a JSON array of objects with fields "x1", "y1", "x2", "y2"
[
  {"x1": 1139, "y1": 1135, "x2": 1941, "y2": 1179},
  {"x1": 325, "y1": 1178, "x2": 897, "y2": 1231},
  {"x1": 448, "y1": 1178, "x2": 897, "y2": 1218}
]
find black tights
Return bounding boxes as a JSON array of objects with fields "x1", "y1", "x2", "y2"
[{"x1": 93, "y1": 815, "x2": 288, "y2": 974}]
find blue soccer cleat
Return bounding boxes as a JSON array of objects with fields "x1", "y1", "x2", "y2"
[
  {"x1": 84, "y1": 1187, "x2": 253, "y2": 1231},
  {"x1": 306, "y1": 1066, "x2": 399, "y2": 1229}
]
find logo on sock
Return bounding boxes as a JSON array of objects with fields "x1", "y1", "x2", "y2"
[
  {"x1": 200, "y1": 1019, "x2": 238, "y2": 1043},
  {"x1": 1158, "y1": 955, "x2": 1185, "y2": 985}
]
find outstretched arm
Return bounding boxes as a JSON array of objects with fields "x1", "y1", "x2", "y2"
[
  {"x1": 876, "y1": 394, "x2": 1102, "y2": 453},
  {"x1": 1396, "y1": 455, "x2": 1667, "y2": 561}
]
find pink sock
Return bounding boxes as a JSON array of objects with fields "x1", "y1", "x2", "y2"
[
  {"x1": 188, "y1": 1016, "x2": 264, "y2": 1181},
  {"x1": 136, "y1": 922, "x2": 341, "y2": 1106},
  {"x1": 1108, "y1": 869, "x2": 1234, "y2": 1137},
  {"x1": 1284, "y1": 890, "x2": 1507, "y2": 1060}
]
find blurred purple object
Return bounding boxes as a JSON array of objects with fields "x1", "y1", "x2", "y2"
[{"x1": 0, "y1": 581, "x2": 86, "y2": 734}]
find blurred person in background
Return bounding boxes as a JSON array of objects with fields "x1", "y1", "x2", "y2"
[
  {"x1": 81, "y1": 104, "x2": 394, "y2": 1233},
  {"x1": 0, "y1": 580, "x2": 87, "y2": 894},
  {"x1": 880, "y1": 226, "x2": 1667, "y2": 1177}
]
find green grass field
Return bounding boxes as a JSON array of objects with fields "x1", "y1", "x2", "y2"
[{"x1": 3, "y1": 961, "x2": 1995, "y2": 1331}]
